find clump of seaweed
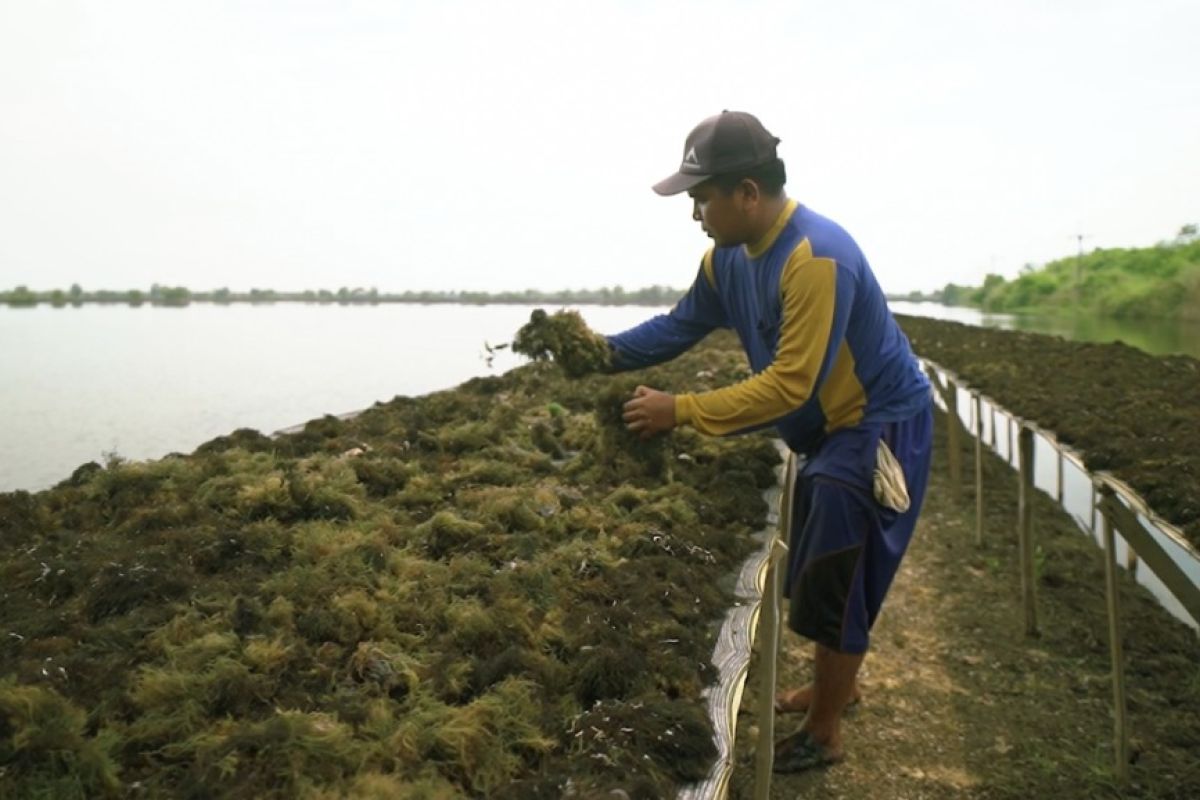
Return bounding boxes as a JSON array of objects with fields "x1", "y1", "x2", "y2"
[
  {"x1": 565, "y1": 698, "x2": 718, "y2": 792},
  {"x1": 0, "y1": 328, "x2": 776, "y2": 798},
  {"x1": 577, "y1": 381, "x2": 670, "y2": 484},
  {"x1": 512, "y1": 308, "x2": 612, "y2": 377},
  {"x1": 0, "y1": 679, "x2": 122, "y2": 798}
]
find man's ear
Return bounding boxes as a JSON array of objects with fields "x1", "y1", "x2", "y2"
[{"x1": 737, "y1": 177, "x2": 761, "y2": 207}]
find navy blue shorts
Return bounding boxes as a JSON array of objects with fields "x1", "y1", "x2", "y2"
[{"x1": 782, "y1": 401, "x2": 933, "y2": 654}]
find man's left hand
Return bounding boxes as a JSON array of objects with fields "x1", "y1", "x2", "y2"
[{"x1": 622, "y1": 385, "x2": 676, "y2": 440}]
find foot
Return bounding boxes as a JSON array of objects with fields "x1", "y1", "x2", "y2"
[
  {"x1": 774, "y1": 683, "x2": 863, "y2": 714},
  {"x1": 772, "y1": 729, "x2": 844, "y2": 773}
]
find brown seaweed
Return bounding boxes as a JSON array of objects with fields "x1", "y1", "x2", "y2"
[
  {"x1": 0, "y1": 329, "x2": 778, "y2": 798},
  {"x1": 512, "y1": 308, "x2": 612, "y2": 377}
]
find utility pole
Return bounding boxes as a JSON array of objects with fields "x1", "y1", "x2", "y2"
[{"x1": 1072, "y1": 233, "x2": 1092, "y2": 303}]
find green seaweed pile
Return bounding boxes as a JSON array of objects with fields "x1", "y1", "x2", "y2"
[
  {"x1": 511, "y1": 309, "x2": 613, "y2": 377},
  {"x1": 0, "y1": 330, "x2": 778, "y2": 799}
]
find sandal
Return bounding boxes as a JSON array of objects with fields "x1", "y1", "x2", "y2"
[{"x1": 772, "y1": 730, "x2": 844, "y2": 773}]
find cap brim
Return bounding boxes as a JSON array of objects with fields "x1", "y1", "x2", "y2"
[{"x1": 651, "y1": 170, "x2": 710, "y2": 196}]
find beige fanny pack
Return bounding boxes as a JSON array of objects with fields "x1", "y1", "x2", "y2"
[{"x1": 873, "y1": 440, "x2": 910, "y2": 513}]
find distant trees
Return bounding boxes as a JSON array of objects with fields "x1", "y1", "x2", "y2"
[
  {"x1": 2, "y1": 283, "x2": 686, "y2": 309},
  {"x1": 917, "y1": 226, "x2": 1200, "y2": 321},
  {"x1": 3, "y1": 286, "x2": 38, "y2": 306},
  {"x1": 151, "y1": 285, "x2": 191, "y2": 307}
]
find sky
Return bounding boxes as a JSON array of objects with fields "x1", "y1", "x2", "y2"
[{"x1": 1, "y1": 0, "x2": 1197, "y2": 295}]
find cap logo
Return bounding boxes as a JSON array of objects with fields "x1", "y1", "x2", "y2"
[{"x1": 682, "y1": 145, "x2": 700, "y2": 168}]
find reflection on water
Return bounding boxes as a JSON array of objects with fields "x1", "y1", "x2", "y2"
[{"x1": 889, "y1": 301, "x2": 1200, "y2": 359}]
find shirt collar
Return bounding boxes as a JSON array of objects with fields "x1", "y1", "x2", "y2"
[{"x1": 744, "y1": 198, "x2": 798, "y2": 259}]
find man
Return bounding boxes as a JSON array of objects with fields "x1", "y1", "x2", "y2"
[{"x1": 607, "y1": 111, "x2": 933, "y2": 773}]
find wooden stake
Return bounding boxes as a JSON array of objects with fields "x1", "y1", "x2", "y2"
[
  {"x1": 1090, "y1": 481, "x2": 1097, "y2": 534},
  {"x1": 1056, "y1": 448, "x2": 1064, "y2": 504},
  {"x1": 754, "y1": 542, "x2": 785, "y2": 797},
  {"x1": 947, "y1": 380, "x2": 961, "y2": 499},
  {"x1": 1101, "y1": 506, "x2": 1130, "y2": 783},
  {"x1": 1100, "y1": 491, "x2": 1200, "y2": 624},
  {"x1": 1017, "y1": 426, "x2": 1038, "y2": 636},
  {"x1": 974, "y1": 393, "x2": 984, "y2": 546},
  {"x1": 753, "y1": 455, "x2": 796, "y2": 798}
]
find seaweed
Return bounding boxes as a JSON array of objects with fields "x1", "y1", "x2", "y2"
[
  {"x1": 0, "y1": 679, "x2": 122, "y2": 799},
  {"x1": 512, "y1": 308, "x2": 612, "y2": 377},
  {"x1": 0, "y1": 329, "x2": 775, "y2": 797}
]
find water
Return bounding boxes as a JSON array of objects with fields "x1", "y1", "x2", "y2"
[
  {"x1": 890, "y1": 301, "x2": 1200, "y2": 360},
  {"x1": 0, "y1": 303, "x2": 669, "y2": 492}
]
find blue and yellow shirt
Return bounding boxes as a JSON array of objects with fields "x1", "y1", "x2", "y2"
[{"x1": 607, "y1": 199, "x2": 931, "y2": 455}]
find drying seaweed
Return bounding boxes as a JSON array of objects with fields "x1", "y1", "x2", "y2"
[
  {"x1": 897, "y1": 314, "x2": 1200, "y2": 545},
  {"x1": 511, "y1": 308, "x2": 613, "y2": 377},
  {"x1": 0, "y1": 328, "x2": 778, "y2": 798}
]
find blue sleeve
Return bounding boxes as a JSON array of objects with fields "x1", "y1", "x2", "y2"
[{"x1": 605, "y1": 261, "x2": 728, "y2": 372}]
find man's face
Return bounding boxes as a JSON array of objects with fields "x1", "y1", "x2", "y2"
[{"x1": 688, "y1": 182, "x2": 752, "y2": 247}]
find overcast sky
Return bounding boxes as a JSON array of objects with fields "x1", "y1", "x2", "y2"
[{"x1": 1, "y1": 0, "x2": 1196, "y2": 295}]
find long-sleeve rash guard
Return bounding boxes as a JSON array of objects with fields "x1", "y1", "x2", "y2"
[{"x1": 606, "y1": 200, "x2": 931, "y2": 456}]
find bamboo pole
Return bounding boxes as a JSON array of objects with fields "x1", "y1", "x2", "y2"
[
  {"x1": 1090, "y1": 481, "x2": 1097, "y2": 534},
  {"x1": 1099, "y1": 491, "x2": 1200, "y2": 623},
  {"x1": 753, "y1": 455, "x2": 796, "y2": 798},
  {"x1": 753, "y1": 542, "x2": 785, "y2": 797},
  {"x1": 1100, "y1": 505, "x2": 1131, "y2": 783},
  {"x1": 1007, "y1": 415, "x2": 1014, "y2": 466},
  {"x1": 974, "y1": 393, "x2": 984, "y2": 546},
  {"x1": 1056, "y1": 448, "x2": 1064, "y2": 504},
  {"x1": 946, "y1": 380, "x2": 962, "y2": 499},
  {"x1": 969, "y1": 389, "x2": 976, "y2": 438},
  {"x1": 989, "y1": 406, "x2": 997, "y2": 449},
  {"x1": 1017, "y1": 426, "x2": 1039, "y2": 636}
]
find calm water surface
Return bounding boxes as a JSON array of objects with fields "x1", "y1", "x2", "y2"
[
  {"x1": 4, "y1": 302, "x2": 1198, "y2": 493},
  {"x1": 0, "y1": 304, "x2": 667, "y2": 492}
]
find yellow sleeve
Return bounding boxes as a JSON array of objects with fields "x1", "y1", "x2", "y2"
[
  {"x1": 674, "y1": 246, "x2": 837, "y2": 435},
  {"x1": 701, "y1": 248, "x2": 716, "y2": 289}
]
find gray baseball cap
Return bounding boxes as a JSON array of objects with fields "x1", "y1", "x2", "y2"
[{"x1": 652, "y1": 110, "x2": 781, "y2": 196}]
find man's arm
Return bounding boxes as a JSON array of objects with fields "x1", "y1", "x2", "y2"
[
  {"x1": 606, "y1": 250, "x2": 727, "y2": 372},
  {"x1": 674, "y1": 248, "x2": 855, "y2": 435}
]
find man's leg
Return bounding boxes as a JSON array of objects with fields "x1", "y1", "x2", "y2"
[
  {"x1": 799, "y1": 643, "x2": 865, "y2": 757},
  {"x1": 775, "y1": 470, "x2": 875, "y2": 772},
  {"x1": 773, "y1": 641, "x2": 863, "y2": 770},
  {"x1": 775, "y1": 684, "x2": 862, "y2": 713},
  {"x1": 774, "y1": 649, "x2": 862, "y2": 713}
]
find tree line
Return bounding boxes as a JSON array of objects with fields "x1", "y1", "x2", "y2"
[
  {"x1": 1, "y1": 284, "x2": 685, "y2": 308},
  {"x1": 892, "y1": 225, "x2": 1200, "y2": 321}
]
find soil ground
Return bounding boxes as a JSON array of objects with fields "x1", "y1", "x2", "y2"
[{"x1": 729, "y1": 407, "x2": 1200, "y2": 799}]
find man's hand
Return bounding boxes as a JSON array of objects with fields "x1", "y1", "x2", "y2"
[{"x1": 622, "y1": 385, "x2": 676, "y2": 440}]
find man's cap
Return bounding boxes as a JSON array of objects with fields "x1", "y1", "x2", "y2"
[{"x1": 652, "y1": 110, "x2": 781, "y2": 196}]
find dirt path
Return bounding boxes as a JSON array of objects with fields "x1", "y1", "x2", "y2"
[{"x1": 729, "y1": 409, "x2": 1200, "y2": 799}]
